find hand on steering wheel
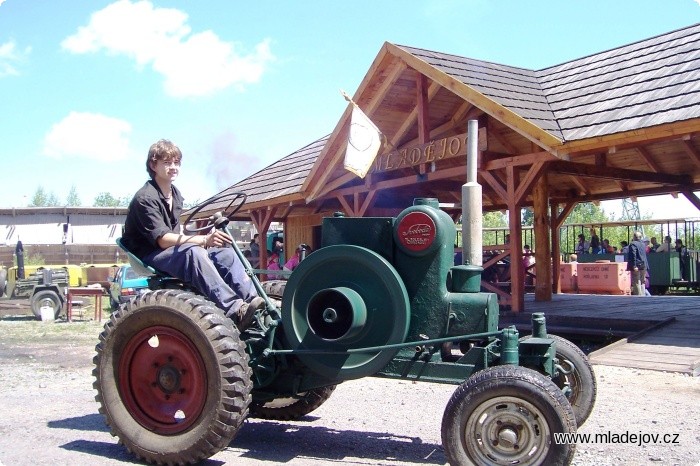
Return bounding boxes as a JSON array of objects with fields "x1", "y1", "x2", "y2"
[{"x1": 183, "y1": 192, "x2": 247, "y2": 234}]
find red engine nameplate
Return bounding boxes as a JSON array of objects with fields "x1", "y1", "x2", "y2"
[{"x1": 397, "y1": 211, "x2": 436, "y2": 252}]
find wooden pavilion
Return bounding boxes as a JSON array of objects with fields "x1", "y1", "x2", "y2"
[{"x1": 196, "y1": 23, "x2": 700, "y2": 312}]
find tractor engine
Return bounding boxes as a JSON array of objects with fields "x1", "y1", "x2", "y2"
[{"x1": 279, "y1": 198, "x2": 499, "y2": 382}]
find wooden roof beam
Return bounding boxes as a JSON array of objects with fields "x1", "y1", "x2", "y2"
[
  {"x1": 333, "y1": 165, "x2": 466, "y2": 197},
  {"x1": 681, "y1": 139, "x2": 700, "y2": 169},
  {"x1": 550, "y1": 183, "x2": 700, "y2": 204},
  {"x1": 636, "y1": 146, "x2": 663, "y2": 173},
  {"x1": 568, "y1": 175, "x2": 590, "y2": 195},
  {"x1": 416, "y1": 73, "x2": 431, "y2": 175},
  {"x1": 304, "y1": 59, "x2": 407, "y2": 200},
  {"x1": 487, "y1": 125, "x2": 519, "y2": 155},
  {"x1": 390, "y1": 75, "x2": 440, "y2": 148},
  {"x1": 681, "y1": 191, "x2": 700, "y2": 213},
  {"x1": 483, "y1": 151, "x2": 558, "y2": 170},
  {"x1": 514, "y1": 161, "x2": 546, "y2": 206},
  {"x1": 548, "y1": 160, "x2": 692, "y2": 185},
  {"x1": 397, "y1": 101, "x2": 480, "y2": 149},
  {"x1": 480, "y1": 171, "x2": 508, "y2": 203}
]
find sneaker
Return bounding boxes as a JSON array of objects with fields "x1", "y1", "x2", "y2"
[{"x1": 235, "y1": 296, "x2": 266, "y2": 330}]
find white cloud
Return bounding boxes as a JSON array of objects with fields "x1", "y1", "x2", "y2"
[
  {"x1": 61, "y1": 0, "x2": 273, "y2": 97},
  {"x1": 0, "y1": 40, "x2": 31, "y2": 77},
  {"x1": 43, "y1": 111, "x2": 132, "y2": 161}
]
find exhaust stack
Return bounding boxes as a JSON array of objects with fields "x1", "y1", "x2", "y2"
[{"x1": 461, "y1": 120, "x2": 482, "y2": 267}]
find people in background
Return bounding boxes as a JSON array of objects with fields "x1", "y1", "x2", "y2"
[
  {"x1": 522, "y1": 245, "x2": 535, "y2": 285},
  {"x1": 271, "y1": 237, "x2": 284, "y2": 255},
  {"x1": 675, "y1": 239, "x2": 687, "y2": 280},
  {"x1": 656, "y1": 235, "x2": 672, "y2": 253},
  {"x1": 603, "y1": 239, "x2": 615, "y2": 254},
  {"x1": 248, "y1": 233, "x2": 260, "y2": 267},
  {"x1": 577, "y1": 234, "x2": 587, "y2": 255},
  {"x1": 266, "y1": 250, "x2": 283, "y2": 280},
  {"x1": 643, "y1": 237, "x2": 652, "y2": 254},
  {"x1": 649, "y1": 237, "x2": 660, "y2": 252},
  {"x1": 620, "y1": 240, "x2": 629, "y2": 256},
  {"x1": 589, "y1": 228, "x2": 601, "y2": 253},
  {"x1": 627, "y1": 231, "x2": 649, "y2": 296},
  {"x1": 675, "y1": 238, "x2": 685, "y2": 253},
  {"x1": 284, "y1": 244, "x2": 311, "y2": 272}
]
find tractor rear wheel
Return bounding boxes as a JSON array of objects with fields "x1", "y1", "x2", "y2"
[
  {"x1": 521, "y1": 334, "x2": 597, "y2": 427},
  {"x1": 549, "y1": 334, "x2": 597, "y2": 426},
  {"x1": 93, "y1": 289, "x2": 252, "y2": 465},
  {"x1": 250, "y1": 385, "x2": 337, "y2": 420},
  {"x1": 441, "y1": 365, "x2": 576, "y2": 466},
  {"x1": 30, "y1": 289, "x2": 62, "y2": 320}
]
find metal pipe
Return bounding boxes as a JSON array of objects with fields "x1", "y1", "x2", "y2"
[{"x1": 462, "y1": 120, "x2": 483, "y2": 266}]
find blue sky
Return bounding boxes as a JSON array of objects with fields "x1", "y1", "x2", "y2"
[{"x1": 1, "y1": 0, "x2": 700, "y2": 218}]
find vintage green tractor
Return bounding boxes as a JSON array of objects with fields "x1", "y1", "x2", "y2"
[{"x1": 94, "y1": 192, "x2": 595, "y2": 466}]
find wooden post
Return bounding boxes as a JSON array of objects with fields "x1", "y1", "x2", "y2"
[
  {"x1": 532, "y1": 174, "x2": 552, "y2": 301},
  {"x1": 551, "y1": 203, "x2": 561, "y2": 294},
  {"x1": 507, "y1": 165, "x2": 524, "y2": 312},
  {"x1": 508, "y1": 205, "x2": 524, "y2": 312}
]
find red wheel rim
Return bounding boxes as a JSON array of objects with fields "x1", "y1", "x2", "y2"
[{"x1": 118, "y1": 326, "x2": 208, "y2": 434}]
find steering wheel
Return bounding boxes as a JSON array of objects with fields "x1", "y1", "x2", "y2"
[{"x1": 183, "y1": 191, "x2": 247, "y2": 234}]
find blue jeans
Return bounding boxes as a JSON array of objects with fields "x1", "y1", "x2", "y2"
[{"x1": 144, "y1": 244, "x2": 258, "y2": 315}]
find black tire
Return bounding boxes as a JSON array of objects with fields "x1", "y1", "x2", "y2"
[
  {"x1": 250, "y1": 385, "x2": 337, "y2": 420},
  {"x1": 93, "y1": 289, "x2": 253, "y2": 465},
  {"x1": 441, "y1": 365, "x2": 576, "y2": 466},
  {"x1": 261, "y1": 279, "x2": 287, "y2": 300},
  {"x1": 30, "y1": 289, "x2": 62, "y2": 320},
  {"x1": 254, "y1": 280, "x2": 337, "y2": 420},
  {"x1": 0, "y1": 268, "x2": 6, "y2": 297},
  {"x1": 549, "y1": 334, "x2": 597, "y2": 427},
  {"x1": 521, "y1": 334, "x2": 597, "y2": 427}
]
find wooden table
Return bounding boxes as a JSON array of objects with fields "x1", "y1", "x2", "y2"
[{"x1": 66, "y1": 287, "x2": 104, "y2": 322}]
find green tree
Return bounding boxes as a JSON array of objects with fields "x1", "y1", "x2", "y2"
[
  {"x1": 559, "y1": 202, "x2": 632, "y2": 254},
  {"x1": 482, "y1": 210, "x2": 508, "y2": 246},
  {"x1": 66, "y1": 185, "x2": 81, "y2": 206},
  {"x1": 93, "y1": 192, "x2": 129, "y2": 207},
  {"x1": 562, "y1": 202, "x2": 610, "y2": 225},
  {"x1": 29, "y1": 186, "x2": 60, "y2": 207}
]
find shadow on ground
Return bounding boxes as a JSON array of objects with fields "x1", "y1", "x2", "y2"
[{"x1": 52, "y1": 413, "x2": 445, "y2": 465}]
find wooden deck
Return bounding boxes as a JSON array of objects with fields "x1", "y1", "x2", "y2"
[{"x1": 501, "y1": 293, "x2": 700, "y2": 376}]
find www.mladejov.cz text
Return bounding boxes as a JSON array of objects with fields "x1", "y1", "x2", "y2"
[{"x1": 555, "y1": 431, "x2": 681, "y2": 446}]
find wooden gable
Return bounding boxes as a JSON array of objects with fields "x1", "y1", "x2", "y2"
[{"x1": 200, "y1": 23, "x2": 700, "y2": 220}]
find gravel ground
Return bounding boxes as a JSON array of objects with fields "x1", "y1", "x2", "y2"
[{"x1": 0, "y1": 315, "x2": 698, "y2": 466}]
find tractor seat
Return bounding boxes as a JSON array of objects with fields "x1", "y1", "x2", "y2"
[
  {"x1": 116, "y1": 238, "x2": 188, "y2": 292},
  {"x1": 116, "y1": 238, "x2": 165, "y2": 278}
]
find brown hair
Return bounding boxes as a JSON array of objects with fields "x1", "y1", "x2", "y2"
[{"x1": 146, "y1": 139, "x2": 182, "y2": 179}]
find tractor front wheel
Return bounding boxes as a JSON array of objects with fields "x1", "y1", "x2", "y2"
[
  {"x1": 93, "y1": 289, "x2": 252, "y2": 464},
  {"x1": 441, "y1": 365, "x2": 576, "y2": 466}
]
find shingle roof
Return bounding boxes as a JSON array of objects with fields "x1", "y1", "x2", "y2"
[
  {"x1": 398, "y1": 23, "x2": 700, "y2": 142},
  {"x1": 213, "y1": 135, "x2": 327, "y2": 209},
  {"x1": 214, "y1": 23, "x2": 700, "y2": 214}
]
